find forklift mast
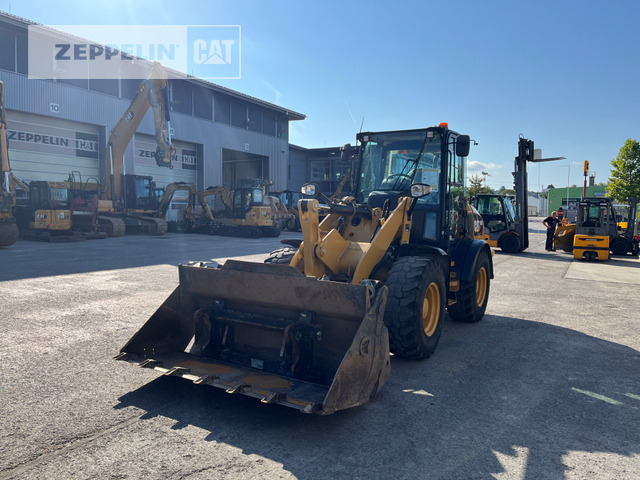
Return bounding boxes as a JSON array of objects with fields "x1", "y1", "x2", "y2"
[
  {"x1": 513, "y1": 136, "x2": 565, "y2": 251},
  {"x1": 513, "y1": 137, "x2": 534, "y2": 250}
]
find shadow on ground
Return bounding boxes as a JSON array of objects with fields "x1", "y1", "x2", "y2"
[
  {"x1": 114, "y1": 315, "x2": 640, "y2": 479},
  {"x1": 0, "y1": 233, "x2": 299, "y2": 281}
]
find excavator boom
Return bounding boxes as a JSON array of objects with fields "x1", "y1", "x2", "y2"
[
  {"x1": 104, "y1": 61, "x2": 174, "y2": 203},
  {"x1": 0, "y1": 81, "x2": 19, "y2": 247}
]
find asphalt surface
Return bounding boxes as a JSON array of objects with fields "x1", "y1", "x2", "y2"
[{"x1": 1, "y1": 220, "x2": 639, "y2": 480}]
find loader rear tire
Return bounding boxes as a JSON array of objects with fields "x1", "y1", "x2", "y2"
[
  {"x1": 264, "y1": 246, "x2": 297, "y2": 265},
  {"x1": 384, "y1": 256, "x2": 445, "y2": 360},
  {"x1": 447, "y1": 250, "x2": 490, "y2": 323}
]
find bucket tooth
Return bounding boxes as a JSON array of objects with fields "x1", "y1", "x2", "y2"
[
  {"x1": 194, "y1": 375, "x2": 219, "y2": 385},
  {"x1": 164, "y1": 366, "x2": 190, "y2": 377},
  {"x1": 113, "y1": 352, "x2": 128, "y2": 361},
  {"x1": 261, "y1": 392, "x2": 286, "y2": 404},
  {"x1": 302, "y1": 402, "x2": 320, "y2": 414},
  {"x1": 226, "y1": 384, "x2": 250, "y2": 394},
  {"x1": 138, "y1": 359, "x2": 160, "y2": 369}
]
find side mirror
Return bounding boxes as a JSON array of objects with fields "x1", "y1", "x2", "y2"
[
  {"x1": 456, "y1": 135, "x2": 471, "y2": 157},
  {"x1": 301, "y1": 183, "x2": 318, "y2": 197},
  {"x1": 410, "y1": 183, "x2": 432, "y2": 198}
]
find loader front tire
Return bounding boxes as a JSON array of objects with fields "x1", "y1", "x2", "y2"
[
  {"x1": 499, "y1": 234, "x2": 520, "y2": 253},
  {"x1": 447, "y1": 250, "x2": 490, "y2": 323},
  {"x1": 264, "y1": 246, "x2": 297, "y2": 265},
  {"x1": 384, "y1": 256, "x2": 445, "y2": 360}
]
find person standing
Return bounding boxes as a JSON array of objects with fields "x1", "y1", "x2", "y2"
[{"x1": 542, "y1": 211, "x2": 561, "y2": 251}]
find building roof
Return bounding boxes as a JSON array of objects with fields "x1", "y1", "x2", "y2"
[{"x1": 0, "y1": 10, "x2": 306, "y2": 121}]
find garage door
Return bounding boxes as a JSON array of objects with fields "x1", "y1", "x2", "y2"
[
  {"x1": 134, "y1": 133, "x2": 198, "y2": 189},
  {"x1": 6, "y1": 111, "x2": 99, "y2": 183}
]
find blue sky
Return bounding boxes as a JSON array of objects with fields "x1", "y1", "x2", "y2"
[{"x1": 3, "y1": 0, "x2": 639, "y2": 191}]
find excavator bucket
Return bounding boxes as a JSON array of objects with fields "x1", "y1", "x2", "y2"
[{"x1": 116, "y1": 260, "x2": 390, "y2": 415}]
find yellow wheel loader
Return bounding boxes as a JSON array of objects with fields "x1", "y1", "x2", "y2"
[{"x1": 116, "y1": 125, "x2": 493, "y2": 415}]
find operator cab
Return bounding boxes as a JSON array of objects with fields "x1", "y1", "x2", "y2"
[
  {"x1": 356, "y1": 126, "x2": 469, "y2": 248},
  {"x1": 576, "y1": 198, "x2": 617, "y2": 238},
  {"x1": 123, "y1": 175, "x2": 160, "y2": 212},
  {"x1": 474, "y1": 195, "x2": 516, "y2": 234},
  {"x1": 29, "y1": 181, "x2": 70, "y2": 211},
  {"x1": 233, "y1": 187, "x2": 263, "y2": 217}
]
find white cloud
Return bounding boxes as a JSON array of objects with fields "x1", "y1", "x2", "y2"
[{"x1": 467, "y1": 161, "x2": 502, "y2": 176}]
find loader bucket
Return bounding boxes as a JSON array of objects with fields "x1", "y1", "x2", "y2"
[
  {"x1": 554, "y1": 223, "x2": 576, "y2": 252},
  {"x1": 116, "y1": 260, "x2": 390, "y2": 415}
]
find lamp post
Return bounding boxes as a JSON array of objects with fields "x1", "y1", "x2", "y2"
[
  {"x1": 560, "y1": 165, "x2": 570, "y2": 212},
  {"x1": 481, "y1": 171, "x2": 490, "y2": 188}
]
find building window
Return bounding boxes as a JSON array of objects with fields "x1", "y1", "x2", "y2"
[
  {"x1": 121, "y1": 78, "x2": 143, "y2": 100},
  {"x1": 90, "y1": 78, "x2": 118, "y2": 96},
  {"x1": 193, "y1": 88, "x2": 212, "y2": 120},
  {"x1": 277, "y1": 116, "x2": 288, "y2": 139},
  {"x1": 310, "y1": 160, "x2": 331, "y2": 181},
  {"x1": 231, "y1": 101, "x2": 246, "y2": 128},
  {"x1": 0, "y1": 29, "x2": 15, "y2": 71},
  {"x1": 214, "y1": 95, "x2": 230, "y2": 124},
  {"x1": 58, "y1": 78, "x2": 89, "y2": 89},
  {"x1": 172, "y1": 81, "x2": 193, "y2": 115},
  {"x1": 16, "y1": 34, "x2": 27, "y2": 75},
  {"x1": 263, "y1": 111, "x2": 276, "y2": 136},
  {"x1": 247, "y1": 106, "x2": 262, "y2": 132}
]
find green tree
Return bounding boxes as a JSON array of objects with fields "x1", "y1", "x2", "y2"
[
  {"x1": 467, "y1": 174, "x2": 493, "y2": 199},
  {"x1": 608, "y1": 139, "x2": 640, "y2": 202}
]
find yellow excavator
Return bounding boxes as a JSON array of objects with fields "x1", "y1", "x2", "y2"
[
  {"x1": 116, "y1": 124, "x2": 493, "y2": 415},
  {"x1": 155, "y1": 181, "x2": 199, "y2": 232},
  {"x1": 192, "y1": 184, "x2": 281, "y2": 237},
  {"x1": 1, "y1": 82, "x2": 105, "y2": 243},
  {"x1": 0, "y1": 81, "x2": 19, "y2": 247},
  {"x1": 74, "y1": 61, "x2": 174, "y2": 236}
]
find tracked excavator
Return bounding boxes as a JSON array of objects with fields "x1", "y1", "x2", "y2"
[
  {"x1": 156, "y1": 181, "x2": 198, "y2": 232},
  {"x1": 77, "y1": 61, "x2": 174, "y2": 236},
  {"x1": 116, "y1": 124, "x2": 493, "y2": 415},
  {"x1": 1, "y1": 82, "x2": 104, "y2": 244},
  {"x1": 192, "y1": 184, "x2": 281, "y2": 237}
]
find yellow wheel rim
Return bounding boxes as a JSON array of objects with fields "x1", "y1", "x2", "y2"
[
  {"x1": 476, "y1": 267, "x2": 488, "y2": 307},
  {"x1": 422, "y1": 282, "x2": 440, "y2": 337}
]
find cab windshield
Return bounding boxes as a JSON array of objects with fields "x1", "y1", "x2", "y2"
[{"x1": 357, "y1": 130, "x2": 442, "y2": 203}]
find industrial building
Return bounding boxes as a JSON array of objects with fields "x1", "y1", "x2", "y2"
[{"x1": 0, "y1": 11, "x2": 306, "y2": 199}]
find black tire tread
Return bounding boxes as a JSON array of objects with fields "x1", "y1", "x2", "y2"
[
  {"x1": 447, "y1": 251, "x2": 491, "y2": 323},
  {"x1": 264, "y1": 246, "x2": 297, "y2": 264},
  {"x1": 384, "y1": 256, "x2": 445, "y2": 360}
]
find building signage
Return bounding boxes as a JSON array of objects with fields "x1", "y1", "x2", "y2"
[
  {"x1": 6, "y1": 120, "x2": 98, "y2": 159},
  {"x1": 28, "y1": 24, "x2": 241, "y2": 80},
  {"x1": 182, "y1": 149, "x2": 196, "y2": 170},
  {"x1": 136, "y1": 140, "x2": 197, "y2": 170}
]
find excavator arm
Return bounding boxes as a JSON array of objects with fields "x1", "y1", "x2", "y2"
[
  {"x1": 105, "y1": 62, "x2": 174, "y2": 203},
  {"x1": 156, "y1": 182, "x2": 196, "y2": 218},
  {"x1": 197, "y1": 185, "x2": 234, "y2": 219}
]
